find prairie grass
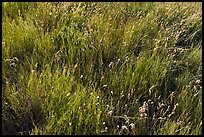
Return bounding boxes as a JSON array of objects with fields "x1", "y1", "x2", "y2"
[{"x1": 2, "y1": 2, "x2": 202, "y2": 135}]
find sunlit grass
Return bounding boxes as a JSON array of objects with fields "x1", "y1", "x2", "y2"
[{"x1": 2, "y1": 2, "x2": 202, "y2": 135}]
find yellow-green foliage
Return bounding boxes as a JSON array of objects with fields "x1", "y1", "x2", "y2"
[{"x1": 2, "y1": 2, "x2": 202, "y2": 135}]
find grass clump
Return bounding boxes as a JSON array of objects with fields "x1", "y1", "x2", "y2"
[{"x1": 2, "y1": 2, "x2": 202, "y2": 135}]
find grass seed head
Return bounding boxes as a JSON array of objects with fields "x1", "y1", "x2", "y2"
[{"x1": 107, "y1": 110, "x2": 113, "y2": 117}]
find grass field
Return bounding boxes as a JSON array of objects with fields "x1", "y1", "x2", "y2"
[{"x1": 2, "y1": 2, "x2": 202, "y2": 135}]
